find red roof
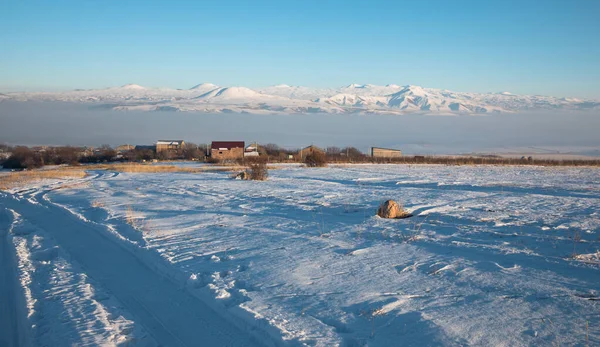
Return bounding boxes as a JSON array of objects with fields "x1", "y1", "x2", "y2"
[{"x1": 211, "y1": 141, "x2": 245, "y2": 149}]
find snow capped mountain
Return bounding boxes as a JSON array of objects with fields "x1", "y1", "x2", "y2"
[
  {"x1": 194, "y1": 86, "x2": 284, "y2": 104},
  {"x1": 387, "y1": 85, "x2": 431, "y2": 110},
  {"x1": 3, "y1": 83, "x2": 598, "y2": 115},
  {"x1": 213, "y1": 86, "x2": 261, "y2": 99},
  {"x1": 189, "y1": 83, "x2": 220, "y2": 92},
  {"x1": 117, "y1": 84, "x2": 146, "y2": 90}
]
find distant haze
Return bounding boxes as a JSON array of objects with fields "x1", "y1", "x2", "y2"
[{"x1": 1, "y1": 101, "x2": 599, "y2": 156}]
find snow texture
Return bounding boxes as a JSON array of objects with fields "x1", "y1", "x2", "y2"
[{"x1": 1, "y1": 165, "x2": 599, "y2": 346}]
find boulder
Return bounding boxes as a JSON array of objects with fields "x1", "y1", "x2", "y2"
[
  {"x1": 235, "y1": 171, "x2": 250, "y2": 180},
  {"x1": 377, "y1": 200, "x2": 412, "y2": 219}
]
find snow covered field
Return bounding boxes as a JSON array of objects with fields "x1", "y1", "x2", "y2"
[{"x1": 1, "y1": 165, "x2": 599, "y2": 346}]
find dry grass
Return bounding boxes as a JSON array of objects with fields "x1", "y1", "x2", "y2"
[
  {"x1": 123, "y1": 204, "x2": 155, "y2": 233},
  {"x1": 90, "y1": 163, "x2": 206, "y2": 173},
  {"x1": 0, "y1": 162, "x2": 259, "y2": 190},
  {"x1": 89, "y1": 163, "x2": 247, "y2": 173},
  {"x1": 125, "y1": 205, "x2": 138, "y2": 227},
  {"x1": 91, "y1": 200, "x2": 105, "y2": 208},
  {"x1": 0, "y1": 168, "x2": 88, "y2": 190}
]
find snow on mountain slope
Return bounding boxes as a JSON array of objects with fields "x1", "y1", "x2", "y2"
[
  {"x1": 387, "y1": 85, "x2": 431, "y2": 111},
  {"x1": 193, "y1": 86, "x2": 322, "y2": 111},
  {"x1": 117, "y1": 84, "x2": 146, "y2": 90},
  {"x1": 258, "y1": 84, "x2": 336, "y2": 100},
  {"x1": 4, "y1": 83, "x2": 599, "y2": 115},
  {"x1": 316, "y1": 93, "x2": 388, "y2": 108},
  {"x1": 339, "y1": 83, "x2": 404, "y2": 97},
  {"x1": 188, "y1": 82, "x2": 220, "y2": 93},
  {"x1": 213, "y1": 86, "x2": 263, "y2": 100},
  {"x1": 189, "y1": 82, "x2": 218, "y2": 90}
]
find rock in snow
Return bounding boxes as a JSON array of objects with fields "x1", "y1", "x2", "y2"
[{"x1": 377, "y1": 199, "x2": 412, "y2": 219}]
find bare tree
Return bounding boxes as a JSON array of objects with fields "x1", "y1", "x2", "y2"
[
  {"x1": 3, "y1": 146, "x2": 43, "y2": 169},
  {"x1": 341, "y1": 147, "x2": 363, "y2": 159},
  {"x1": 326, "y1": 146, "x2": 341, "y2": 155},
  {"x1": 305, "y1": 151, "x2": 327, "y2": 167},
  {"x1": 183, "y1": 142, "x2": 202, "y2": 160}
]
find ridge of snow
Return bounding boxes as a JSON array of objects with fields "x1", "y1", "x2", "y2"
[
  {"x1": 118, "y1": 84, "x2": 146, "y2": 90},
  {"x1": 345, "y1": 83, "x2": 366, "y2": 89},
  {"x1": 190, "y1": 83, "x2": 219, "y2": 90},
  {"x1": 214, "y1": 86, "x2": 261, "y2": 99}
]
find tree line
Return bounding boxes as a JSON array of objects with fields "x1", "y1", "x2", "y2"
[
  {"x1": 0, "y1": 144, "x2": 206, "y2": 169},
  {"x1": 1, "y1": 143, "x2": 599, "y2": 170}
]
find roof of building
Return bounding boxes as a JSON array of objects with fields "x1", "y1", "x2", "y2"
[
  {"x1": 156, "y1": 140, "x2": 184, "y2": 145},
  {"x1": 211, "y1": 141, "x2": 245, "y2": 149},
  {"x1": 116, "y1": 144, "x2": 135, "y2": 149}
]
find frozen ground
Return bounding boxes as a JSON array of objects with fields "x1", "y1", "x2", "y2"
[{"x1": 1, "y1": 165, "x2": 599, "y2": 346}]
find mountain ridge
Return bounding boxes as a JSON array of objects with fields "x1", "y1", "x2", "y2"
[{"x1": 3, "y1": 83, "x2": 599, "y2": 115}]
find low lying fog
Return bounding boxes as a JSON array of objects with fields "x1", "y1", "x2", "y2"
[{"x1": 1, "y1": 101, "x2": 599, "y2": 155}]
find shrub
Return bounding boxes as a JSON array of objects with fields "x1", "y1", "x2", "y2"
[
  {"x1": 124, "y1": 148, "x2": 156, "y2": 162},
  {"x1": 248, "y1": 161, "x2": 268, "y2": 180},
  {"x1": 258, "y1": 143, "x2": 297, "y2": 162},
  {"x1": 35, "y1": 146, "x2": 80, "y2": 165},
  {"x1": 2, "y1": 147, "x2": 43, "y2": 169},
  {"x1": 305, "y1": 151, "x2": 327, "y2": 167},
  {"x1": 246, "y1": 157, "x2": 268, "y2": 180},
  {"x1": 79, "y1": 145, "x2": 118, "y2": 163},
  {"x1": 206, "y1": 156, "x2": 221, "y2": 164}
]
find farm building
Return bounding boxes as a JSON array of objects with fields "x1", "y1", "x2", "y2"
[
  {"x1": 116, "y1": 144, "x2": 135, "y2": 152},
  {"x1": 371, "y1": 147, "x2": 403, "y2": 158},
  {"x1": 298, "y1": 145, "x2": 325, "y2": 159},
  {"x1": 244, "y1": 144, "x2": 260, "y2": 157},
  {"x1": 211, "y1": 141, "x2": 245, "y2": 160},
  {"x1": 156, "y1": 140, "x2": 185, "y2": 153}
]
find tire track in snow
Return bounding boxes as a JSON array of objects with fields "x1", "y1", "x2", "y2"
[
  {"x1": 0, "y1": 206, "x2": 31, "y2": 347},
  {"x1": 2, "y1": 186, "x2": 265, "y2": 347}
]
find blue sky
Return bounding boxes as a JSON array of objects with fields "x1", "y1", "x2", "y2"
[{"x1": 1, "y1": 0, "x2": 599, "y2": 98}]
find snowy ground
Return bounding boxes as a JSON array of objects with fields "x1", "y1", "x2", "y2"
[{"x1": 1, "y1": 165, "x2": 599, "y2": 346}]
